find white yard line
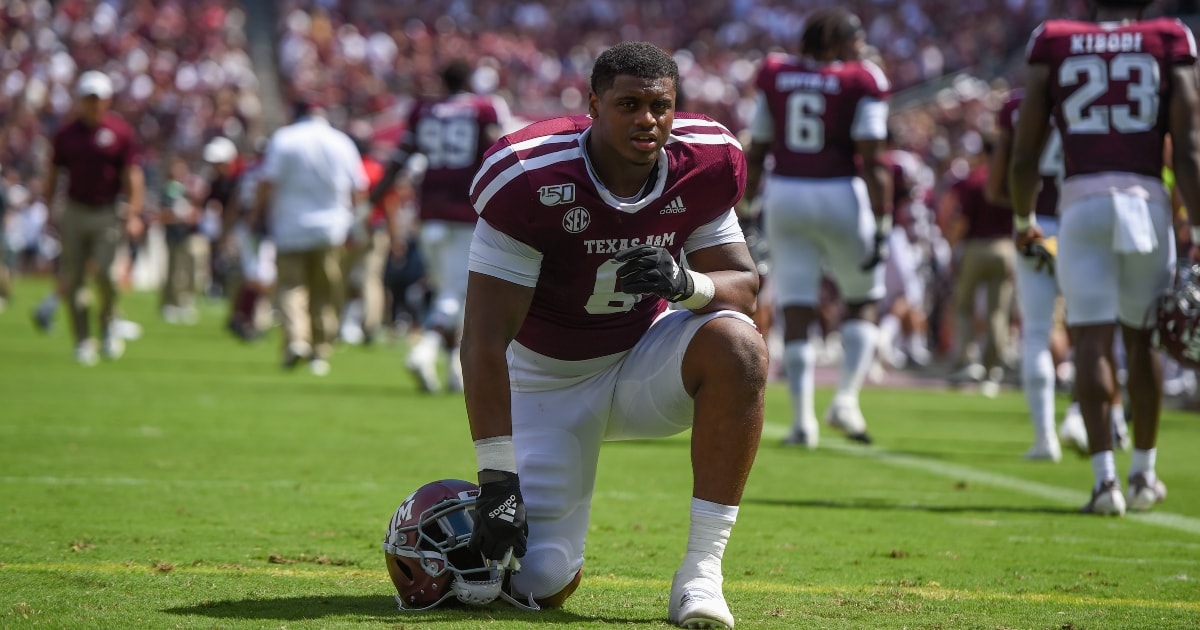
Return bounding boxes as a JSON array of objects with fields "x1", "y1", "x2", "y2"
[{"x1": 762, "y1": 423, "x2": 1200, "y2": 536}]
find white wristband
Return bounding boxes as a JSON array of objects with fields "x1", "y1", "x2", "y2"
[
  {"x1": 474, "y1": 436, "x2": 517, "y2": 473},
  {"x1": 1191, "y1": 226, "x2": 1200, "y2": 245},
  {"x1": 1014, "y1": 213, "x2": 1037, "y2": 231},
  {"x1": 677, "y1": 269, "x2": 715, "y2": 310}
]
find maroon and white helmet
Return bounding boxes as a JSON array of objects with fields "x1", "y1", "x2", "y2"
[
  {"x1": 1152, "y1": 263, "x2": 1200, "y2": 370},
  {"x1": 383, "y1": 479, "x2": 538, "y2": 611}
]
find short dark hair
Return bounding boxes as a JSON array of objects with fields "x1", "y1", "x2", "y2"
[
  {"x1": 441, "y1": 59, "x2": 473, "y2": 93},
  {"x1": 1091, "y1": 0, "x2": 1154, "y2": 8},
  {"x1": 800, "y1": 8, "x2": 863, "y2": 58},
  {"x1": 590, "y1": 41, "x2": 679, "y2": 96}
]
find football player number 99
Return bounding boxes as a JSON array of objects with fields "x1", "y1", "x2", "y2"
[
  {"x1": 585, "y1": 258, "x2": 638, "y2": 314},
  {"x1": 784, "y1": 92, "x2": 826, "y2": 153}
]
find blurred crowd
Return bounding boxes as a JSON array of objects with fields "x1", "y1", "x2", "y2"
[{"x1": 1, "y1": 0, "x2": 1198, "y2": 401}]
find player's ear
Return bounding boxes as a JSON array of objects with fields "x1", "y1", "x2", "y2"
[{"x1": 588, "y1": 91, "x2": 600, "y2": 119}]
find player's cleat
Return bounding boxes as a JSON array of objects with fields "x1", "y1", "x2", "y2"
[
  {"x1": 1058, "y1": 402, "x2": 1088, "y2": 456},
  {"x1": 406, "y1": 342, "x2": 441, "y2": 393},
  {"x1": 33, "y1": 305, "x2": 55, "y2": 333},
  {"x1": 1080, "y1": 479, "x2": 1125, "y2": 516},
  {"x1": 100, "y1": 335, "x2": 125, "y2": 361},
  {"x1": 669, "y1": 558, "x2": 734, "y2": 629},
  {"x1": 309, "y1": 358, "x2": 331, "y2": 377},
  {"x1": 282, "y1": 341, "x2": 311, "y2": 370},
  {"x1": 75, "y1": 340, "x2": 99, "y2": 367},
  {"x1": 1023, "y1": 441, "x2": 1061, "y2": 462},
  {"x1": 1125, "y1": 473, "x2": 1167, "y2": 512},
  {"x1": 781, "y1": 416, "x2": 819, "y2": 449},
  {"x1": 824, "y1": 397, "x2": 872, "y2": 444},
  {"x1": 947, "y1": 362, "x2": 986, "y2": 385}
]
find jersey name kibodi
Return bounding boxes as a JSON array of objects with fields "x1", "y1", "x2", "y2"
[
  {"x1": 754, "y1": 54, "x2": 890, "y2": 179},
  {"x1": 1026, "y1": 18, "x2": 1197, "y2": 179},
  {"x1": 470, "y1": 114, "x2": 747, "y2": 361}
]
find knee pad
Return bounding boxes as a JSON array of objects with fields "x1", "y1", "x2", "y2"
[{"x1": 509, "y1": 538, "x2": 583, "y2": 600}]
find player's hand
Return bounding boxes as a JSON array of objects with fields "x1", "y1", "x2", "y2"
[
  {"x1": 860, "y1": 231, "x2": 888, "y2": 270},
  {"x1": 1013, "y1": 224, "x2": 1045, "y2": 256},
  {"x1": 614, "y1": 245, "x2": 693, "y2": 302},
  {"x1": 125, "y1": 215, "x2": 145, "y2": 241},
  {"x1": 469, "y1": 470, "x2": 528, "y2": 561}
]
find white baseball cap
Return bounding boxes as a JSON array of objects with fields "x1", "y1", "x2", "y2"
[
  {"x1": 203, "y1": 136, "x2": 238, "y2": 164},
  {"x1": 76, "y1": 70, "x2": 114, "y2": 99}
]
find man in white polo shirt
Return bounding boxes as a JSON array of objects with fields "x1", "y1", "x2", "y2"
[{"x1": 253, "y1": 96, "x2": 368, "y2": 376}]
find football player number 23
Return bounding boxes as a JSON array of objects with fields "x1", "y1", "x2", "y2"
[
  {"x1": 585, "y1": 259, "x2": 638, "y2": 314},
  {"x1": 1060, "y1": 53, "x2": 1159, "y2": 135}
]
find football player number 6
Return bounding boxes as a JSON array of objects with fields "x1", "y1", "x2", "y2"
[
  {"x1": 784, "y1": 93, "x2": 825, "y2": 152},
  {"x1": 1060, "y1": 53, "x2": 1159, "y2": 134},
  {"x1": 585, "y1": 259, "x2": 637, "y2": 314}
]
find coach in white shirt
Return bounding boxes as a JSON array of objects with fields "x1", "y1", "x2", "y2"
[{"x1": 254, "y1": 97, "x2": 368, "y2": 375}]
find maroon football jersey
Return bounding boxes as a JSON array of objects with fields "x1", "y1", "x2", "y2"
[
  {"x1": 1026, "y1": 18, "x2": 1197, "y2": 179},
  {"x1": 753, "y1": 54, "x2": 890, "y2": 178},
  {"x1": 470, "y1": 114, "x2": 747, "y2": 361},
  {"x1": 399, "y1": 92, "x2": 500, "y2": 223},
  {"x1": 998, "y1": 91, "x2": 1060, "y2": 217},
  {"x1": 52, "y1": 111, "x2": 139, "y2": 206}
]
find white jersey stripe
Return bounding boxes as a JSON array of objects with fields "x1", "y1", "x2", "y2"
[
  {"x1": 471, "y1": 131, "x2": 583, "y2": 193},
  {"x1": 667, "y1": 132, "x2": 742, "y2": 149},
  {"x1": 473, "y1": 145, "x2": 585, "y2": 213}
]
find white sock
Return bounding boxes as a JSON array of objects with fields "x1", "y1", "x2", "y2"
[
  {"x1": 1130, "y1": 448, "x2": 1157, "y2": 482},
  {"x1": 837, "y1": 320, "x2": 880, "y2": 399},
  {"x1": 878, "y1": 314, "x2": 900, "y2": 356},
  {"x1": 1110, "y1": 403, "x2": 1128, "y2": 433},
  {"x1": 686, "y1": 498, "x2": 738, "y2": 564},
  {"x1": 1021, "y1": 345, "x2": 1056, "y2": 444},
  {"x1": 783, "y1": 341, "x2": 815, "y2": 431},
  {"x1": 1090, "y1": 451, "x2": 1117, "y2": 490}
]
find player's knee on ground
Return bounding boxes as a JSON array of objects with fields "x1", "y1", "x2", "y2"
[{"x1": 509, "y1": 539, "x2": 583, "y2": 603}]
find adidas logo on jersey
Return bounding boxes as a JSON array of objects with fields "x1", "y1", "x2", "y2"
[{"x1": 660, "y1": 196, "x2": 687, "y2": 214}]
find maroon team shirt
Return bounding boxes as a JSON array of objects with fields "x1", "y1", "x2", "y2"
[
  {"x1": 754, "y1": 54, "x2": 889, "y2": 178},
  {"x1": 998, "y1": 91, "x2": 1060, "y2": 217},
  {"x1": 1026, "y1": 18, "x2": 1197, "y2": 179},
  {"x1": 470, "y1": 114, "x2": 747, "y2": 361},
  {"x1": 51, "y1": 111, "x2": 139, "y2": 206},
  {"x1": 398, "y1": 93, "x2": 500, "y2": 224},
  {"x1": 953, "y1": 164, "x2": 1013, "y2": 240}
]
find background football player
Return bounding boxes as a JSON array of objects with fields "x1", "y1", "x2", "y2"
[
  {"x1": 1010, "y1": 0, "x2": 1200, "y2": 514},
  {"x1": 743, "y1": 8, "x2": 893, "y2": 448}
]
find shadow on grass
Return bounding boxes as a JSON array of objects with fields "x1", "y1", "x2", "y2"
[
  {"x1": 164, "y1": 595, "x2": 651, "y2": 625},
  {"x1": 746, "y1": 497, "x2": 1080, "y2": 515}
]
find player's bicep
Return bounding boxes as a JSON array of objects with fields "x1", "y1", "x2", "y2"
[
  {"x1": 685, "y1": 241, "x2": 757, "y2": 277},
  {"x1": 465, "y1": 270, "x2": 535, "y2": 346},
  {"x1": 1168, "y1": 64, "x2": 1200, "y2": 155}
]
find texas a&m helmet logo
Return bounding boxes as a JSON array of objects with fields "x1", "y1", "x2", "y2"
[{"x1": 562, "y1": 207, "x2": 591, "y2": 233}]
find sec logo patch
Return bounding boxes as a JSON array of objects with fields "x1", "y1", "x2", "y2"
[{"x1": 563, "y1": 207, "x2": 590, "y2": 233}]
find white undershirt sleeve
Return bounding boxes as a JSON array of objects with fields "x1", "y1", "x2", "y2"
[
  {"x1": 683, "y1": 209, "x2": 746, "y2": 254},
  {"x1": 468, "y1": 219, "x2": 543, "y2": 287},
  {"x1": 851, "y1": 98, "x2": 889, "y2": 142}
]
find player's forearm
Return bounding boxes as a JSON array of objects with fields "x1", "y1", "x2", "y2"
[
  {"x1": 1172, "y1": 151, "x2": 1200, "y2": 229},
  {"x1": 461, "y1": 343, "x2": 515, "y2": 441},
  {"x1": 123, "y1": 165, "x2": 145, "y2": 215},
  {"x1": 689, "y1": 268, "x2": 759, "y2": 317},
  {"x1": 863, "y1": 162, "x2": 892, "y2": 220},
  {"x1": 1008, "y1": 158, "x2": 1039, "y2": 220}
]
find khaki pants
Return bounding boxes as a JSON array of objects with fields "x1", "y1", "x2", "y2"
[
  {"x1": 161, "y1": 230, "x2": 197, "y2": 309},
  {"x1": 341, "y1": 229, "x2": 390, "y2": 336},
  {"x1": 59, "y1": 201, "x2": 122, "y2": 344},
  {"x1": 953, "y1": 237, "x2": 1015, "y2": 370},
  {"x1": 276, "y1": 246, "x2": 344, "y2": 361}
]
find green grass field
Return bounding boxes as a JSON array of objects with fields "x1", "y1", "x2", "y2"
[{"x1": 2, "y1": 278, "x2": 1199, "y2": 629}]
